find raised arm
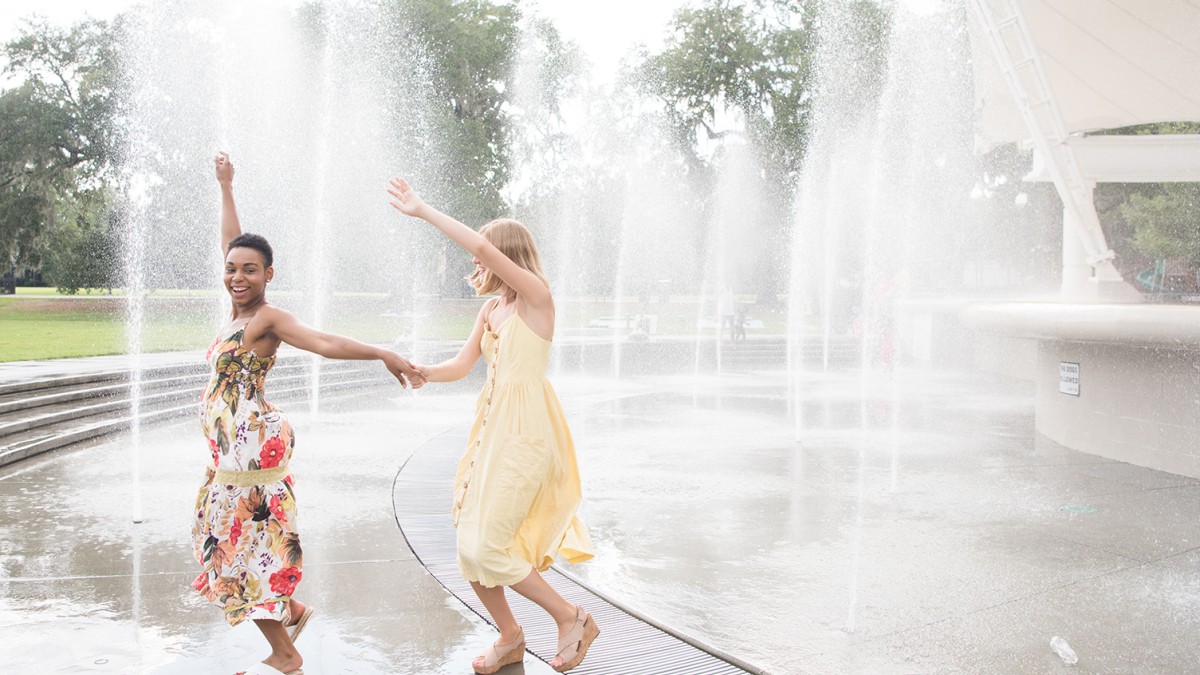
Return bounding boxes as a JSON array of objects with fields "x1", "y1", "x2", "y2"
[
  {"x1": 417, "y1": 301, "x2": 489, "y2": 383},
  {"x1": 215, "y1": 151, "x2": 241, "y2": 255},
  {"x1": 387, "y1": 178, "x2": 551, "y2": 308},
  {"x1": 255, "y1": 306, "x2": 425, "y2": 388}
]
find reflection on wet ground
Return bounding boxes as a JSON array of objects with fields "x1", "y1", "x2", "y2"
[
  {"x1": 567, "y1": 369, "x2": 1200, "y2": 673},
  {"x1": 2, "y1": 368, "x2": 1200, "y2": 673},
  {"x1": 0, "y1": 390, "x2": 554, "y2": 674}
]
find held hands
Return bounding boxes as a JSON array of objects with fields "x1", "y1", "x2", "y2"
[
  {"x1": 215, "y1": 151, "x2": 234, "y2": 186},
  {"x1": 387, "y1": 177, "x2": 428, "y2": 219},
  {"x1": 384, "y1": 351, "x2": 427, "y2": 389}
]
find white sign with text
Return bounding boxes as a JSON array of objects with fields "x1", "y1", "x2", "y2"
[{"x1": 1059, "y1": 362, "x2": 1080, "y2": 396}]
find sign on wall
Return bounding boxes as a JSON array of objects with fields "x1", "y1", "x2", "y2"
[{"x1": 1059, "y1": 362, "x2": 1080, "y2": 396}]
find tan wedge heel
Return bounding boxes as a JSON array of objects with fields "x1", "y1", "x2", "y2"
[
  {"x1": 553, "y1": 605, "x2": 600, "y2": 672},
  {"x1": 473, "y1": 627, "x2": 526, "y2": 674}
]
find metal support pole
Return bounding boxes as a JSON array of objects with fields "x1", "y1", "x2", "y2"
[{"x1": 970, "y1": 0, "x2": 1141, "y2": 300}]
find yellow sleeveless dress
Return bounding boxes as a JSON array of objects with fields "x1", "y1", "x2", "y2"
[{"x1": 452, "y1": 312, "x2": 593, "y2": 587}]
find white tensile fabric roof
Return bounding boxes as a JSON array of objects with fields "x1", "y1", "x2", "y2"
[{"x1": 970, "y1": 0, "x2": 1200, "y2": 148}]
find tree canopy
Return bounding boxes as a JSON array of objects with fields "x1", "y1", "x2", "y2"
[
  {"x1": 388, "y1": 0, "x2": 522, "y2": 225},
  {"x1": 0, "y1": 17, "x2": 118, "y2": 292}
]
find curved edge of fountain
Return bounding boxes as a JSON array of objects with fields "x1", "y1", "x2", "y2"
[
  {"x1": 955, "y1": 300, "x2": 1200, "y2": 479},
  {"x1": 959, "y1": 301, "x2": 1200, "y2": 347},
  {"x1": 547, "y1": 564, "x2": 772, "y2": 675},
  {"x1": 390, "y1": 430, "x2": 770, "y2": 675}
]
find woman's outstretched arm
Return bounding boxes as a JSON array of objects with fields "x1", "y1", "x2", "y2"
[
  {"x1": 256, "y1": 306, "x2": 426, "y2": 388},
  {"x1": 215, "y1": 151, "x2": 241, "y2": 255},
  {"x1": 386, "y1": 177, "x2": 551, "y2": 309},
  {"x1": 417, "y1": 301, "x2": 489, "y2": 382}
]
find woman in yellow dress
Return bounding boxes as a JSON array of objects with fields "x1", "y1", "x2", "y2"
[
  {"x1": 196, "y1": 153, "x2": 423, "y2": 675},
  {"x1": 387, "y1": 177, "x2": 598, "y2": 673}
]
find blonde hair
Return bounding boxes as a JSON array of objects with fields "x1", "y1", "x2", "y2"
[{"x1": 468, "y1": 218, "x2": 549, "y2": 299}]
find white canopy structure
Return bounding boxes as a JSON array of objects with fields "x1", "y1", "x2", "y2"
[
  {"x1": 972, "y1": 0, "x2": 1200, "y2": 148},
  {"x1": 968, "y1": 0, "x2": 1200, "y2": 301}
]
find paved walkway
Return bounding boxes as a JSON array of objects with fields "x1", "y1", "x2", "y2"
[
  {"x1": 3, "y1": 354, "x2": 1200, "y2": 673},
  {"x1": 394, "y1": 428, "x2": 761, "y2": 674},
  {"x1": 0, "y1": 387, "x2": 561, "y2": 674}
]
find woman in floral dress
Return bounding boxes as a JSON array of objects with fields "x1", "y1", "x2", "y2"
[{"x1": 193, "y1": 152, "x2": 423, "y2": 675}]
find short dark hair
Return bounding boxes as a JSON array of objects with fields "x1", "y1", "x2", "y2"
[{"x1": 227, "y1": 233, "x2": 274, "y2": 267}]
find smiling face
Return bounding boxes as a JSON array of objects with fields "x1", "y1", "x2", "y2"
[{"x1": 224, "y1": 246, "x2": 273, "y2": 308}]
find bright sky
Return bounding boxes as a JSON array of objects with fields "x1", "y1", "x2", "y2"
[
  {"x1": 1, "y1": 1, "x2": 946, "y2": 82},
  {"x1": 0, "y1": 0, "x2": 687, "y2": 83},
  {"x1": 0, "y1": 0, "x2": 130, "y2": 38},
  {"x1": 527, "y1": 0, "x2": 684, "y2": 80}
]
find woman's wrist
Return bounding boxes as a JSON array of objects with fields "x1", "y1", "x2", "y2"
[{"x1": 415, "y1": 202, "x2": 439, "y2": 221}]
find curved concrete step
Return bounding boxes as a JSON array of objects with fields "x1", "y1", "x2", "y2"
[
  {"x1": 0, "y1": 365, "x2": 385, "y2": 439},
  {"x1": 0, "y1": 359, "x2": 396, "y2": 468},
  {"x1": 0, "y1": 370, "x2": 206, "y2": 413},
  {"x1": 0, "y1": 358, "x2": 368, "y2": 407},
  {"x1": 0, "y1": 363, "x2": 205, "y2": 399}
]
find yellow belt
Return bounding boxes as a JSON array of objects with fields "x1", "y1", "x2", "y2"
[{"x1": 207, "y1": 464, "x2": 290, "y2": 487}]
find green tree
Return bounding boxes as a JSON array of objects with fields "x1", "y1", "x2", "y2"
[
  {"x1": 1122, "y1": 183, "x2": 1200, "y2": 268},
  {"x1": 40, "y1": 188, "x2": 119, "y2": 293},
  {"x1": 1093, "y1": 123, "x2": 1200, "y2": 288},
  {"x1": 380, "y1": 0, "x2": 523, "y2": 296},
  {"x1": 634, "y1": 0, "x2": 893, "y2": 298},
  {"x1": 636, "y1": 0, "x2": 836, "y2": 181},
  {"x1": 387, "y1": 0, "x2": 521, "y2": 224},
  {"x1": 969, "y1": 143, "x2": 1063, "y2": 292},
  {"x1": 384, "y1": 0, "x2": 585, "y2": 296},
  {"x1": 0, "y1": 17, "x2": 118, "y2": 292},
  {"x1": 0, "y1": 85, "x2": 56, "y2": 291}
]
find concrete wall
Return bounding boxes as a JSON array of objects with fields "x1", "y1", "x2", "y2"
[
  {"x1": 958, "y1": 302, "x2": 1200, "y2": 479},
  {"x1": 1035, "y1": 340, "x2": 1200, "y2": 478}
]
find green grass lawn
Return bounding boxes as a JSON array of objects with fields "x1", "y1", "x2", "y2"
[
  {"x1": 0, "y1": 298, "x2": 211, "y2": 361},
  {"x1": 0, "y1": 294, "x2": 479, "y2": 362},
  {"x1": 12, "y1": 286, "x2": 132, "y2": 297},
  {"x1": 0, "y1": 289, "x2": 793, "y2": 362}
]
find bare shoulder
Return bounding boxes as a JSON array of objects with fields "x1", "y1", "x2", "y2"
[
  {"x1": 258, "y1": 304, "x2": 293, "y2": 321},
  {"x1": 246, "y1": 304, "x2": 293, "y2": 340},
  {"x1": 476, "y1": 297, "x2": 499, "y2": 322}
]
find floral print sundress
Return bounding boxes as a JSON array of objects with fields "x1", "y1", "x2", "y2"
[{"x1": 191, "y1": 326, "x2": 301, "y2": 627}]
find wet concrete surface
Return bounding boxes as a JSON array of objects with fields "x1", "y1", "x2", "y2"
[
  {"x1": 2, "y1": 364, "x2": 1200, "y2": 673},
  {"x1": 563, "y1": 369, "x2": 1200, "y2": 674},
  {"x1": 0, "y1": 387, "x2": 556, "y2": 674}
]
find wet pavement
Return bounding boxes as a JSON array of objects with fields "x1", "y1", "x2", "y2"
[
  {"x1": 0, "y1": 386, "x2": 557, "y2": 674},
  {"x1": 2, "y1": 361, "x2": 1200, "y2": 673},
  {"x1": 564, "y1": 369, "x2": 1200, "y2": 674}
]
